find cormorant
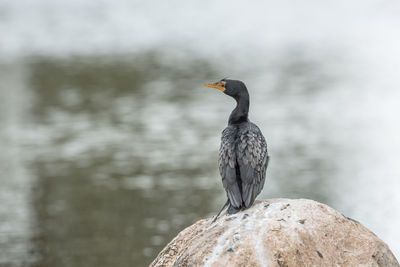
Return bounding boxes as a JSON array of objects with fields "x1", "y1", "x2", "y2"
[{"x1": 204, "y1": 79, "x2": 269, "y2": 222}]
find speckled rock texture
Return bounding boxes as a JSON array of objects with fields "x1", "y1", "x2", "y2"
[{"x1": 150, "y1": 199, "x2": 399, "y2": 267}]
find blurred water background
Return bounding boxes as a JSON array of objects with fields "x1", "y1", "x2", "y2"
[{"x1": 1, "y1": 0, "x2": 400, "y2": 266}]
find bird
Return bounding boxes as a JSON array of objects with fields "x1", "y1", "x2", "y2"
[{"x1": 204, "y1": 79, "x2": 269, "y2": 222}]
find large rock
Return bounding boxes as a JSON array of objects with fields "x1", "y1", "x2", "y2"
[{"x1": 150, "y1": 199, "x2": 399, "y2": 267}]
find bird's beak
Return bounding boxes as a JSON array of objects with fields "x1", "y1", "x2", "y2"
[{"x1": 204, "y1": 81, "x2": 226, "y2": 92}]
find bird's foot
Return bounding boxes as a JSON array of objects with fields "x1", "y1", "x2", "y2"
[{"x1": 227, "y1": 205, "x2": 241, "y2": 215}]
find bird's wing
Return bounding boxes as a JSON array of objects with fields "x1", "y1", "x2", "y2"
[
  {"x1": 237, "y1": 123, "x2": 269, "y2": 208},
  {"x1": 219, "y1": 126, "x2": 242, "y2": 208}
]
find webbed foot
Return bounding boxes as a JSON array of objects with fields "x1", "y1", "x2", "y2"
[{"x1": 227, "y1": 205, "x2": 241, "y2": 214}]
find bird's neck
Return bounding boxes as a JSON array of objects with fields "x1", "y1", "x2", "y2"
[{"x1": 228, "y1": 93, "x2": 249, "y2": 125}]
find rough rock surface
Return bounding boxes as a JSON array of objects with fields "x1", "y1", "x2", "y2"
[{"x1": 150, "y1": 199, "x2": 399, "y2": 267}]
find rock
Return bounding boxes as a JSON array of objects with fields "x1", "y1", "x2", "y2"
[{"x1": 150, "y1": 199, "x2": 399, "y2": 267}]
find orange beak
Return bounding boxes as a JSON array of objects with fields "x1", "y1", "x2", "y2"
[{"x1": 204, "y1": 81, "x2": 226, "y2": 92}]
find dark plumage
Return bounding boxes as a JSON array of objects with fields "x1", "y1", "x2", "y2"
[{"x1": 204, "y1": 79, "x2": 269, "y2": 221}]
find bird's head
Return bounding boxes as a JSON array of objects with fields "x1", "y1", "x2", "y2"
[{"x1": 204, "y1": 79, "x2": 248, "y2": 99}]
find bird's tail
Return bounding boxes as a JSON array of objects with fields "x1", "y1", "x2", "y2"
[{"x1": 211, "y1": 199, "x2": 230, "y2": 223}]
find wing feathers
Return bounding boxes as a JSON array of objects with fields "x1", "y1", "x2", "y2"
[
  {"x1": 219, "y1": 126, "x2": 242, "y2": 208},
  {"x1": 237, "y1": 123, "x2": 269, "y2": 208},
  {"x1": 219, "y1": 123, "x2": 269, "y2": 210}
]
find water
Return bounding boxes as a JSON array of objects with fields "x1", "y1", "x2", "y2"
[
  {"x1": 0, "y1": 63, "x2": 36, "y2": 265},
  {"x1": 1, "y1": 1, "x2": 400, "y2": 266}
]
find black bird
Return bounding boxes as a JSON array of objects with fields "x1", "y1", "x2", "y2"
[{"x1": 205, "y1": 79, "x2": 269, "y2": 222}]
